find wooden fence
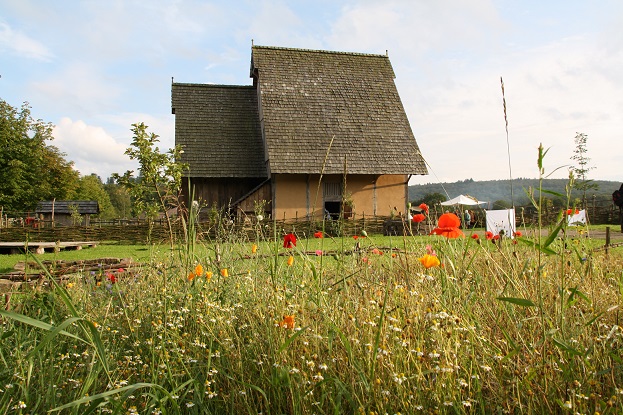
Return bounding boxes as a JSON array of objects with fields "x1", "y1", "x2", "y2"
[{"x1": 1, "y1": 205, "x2": 620, "y2": 245}]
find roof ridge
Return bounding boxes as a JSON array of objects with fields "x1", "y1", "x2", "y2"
[
  {"x1": 172, "y1": 82, "x2": 253, "y2": 88},
  {"x1": 252, "y1": 44, "x2": 388, "y2": 59}
]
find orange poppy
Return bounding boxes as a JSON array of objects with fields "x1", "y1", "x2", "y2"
[
  {"x1": 419, "y1": 203, "x2": 429, "y2": 214},
  {"x1": 418, "y1": 254, "x2": 440, "y2": 269},
  {"x1": 430, "y1": 213, "x2": 464, "y2": 238},
  {"x1": 220, "y1": 268, "x2": 229, "y2": 277},
  {"x1": 252, "y1": 244, "x2": 258, "y2": 253},
  {"x1": 280, "y1": 315, "x2": 295, "y2": 329},
  {"x1": 287, "y1": 256, "x2": 294, "y2": 266}
]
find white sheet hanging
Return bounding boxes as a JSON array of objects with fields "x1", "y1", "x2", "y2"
[
  {"x1": 567, "y1": 209, "x2": 587, "y2": 226},
  {"x1": 485, "y1": 209, "x2": 516, "y2": 238}
]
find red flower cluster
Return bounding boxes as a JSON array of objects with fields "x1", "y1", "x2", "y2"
[
  {"x1": 419, "y1": 203, "x2": 429, "y2": 214},
  {"x1": 411, "y1": 213, "x2": 426, "y2": 223},
  {"x1": 566, "y1": 209, "x2": 580, "y2": 216},
  {"x1": 283, "y1": 233, "x2": 297, "y2": 248}
]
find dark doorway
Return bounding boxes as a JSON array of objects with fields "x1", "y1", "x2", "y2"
[{"x1": 324, "y1": 201, "x2": 341, "y2": 220}]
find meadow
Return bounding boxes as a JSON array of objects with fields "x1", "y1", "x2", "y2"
[{"x1": 1, "y1": 216, "x2": 622, "y2": 415}]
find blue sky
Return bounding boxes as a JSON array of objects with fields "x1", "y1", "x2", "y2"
[{"x1": 1, "y1": 0, "x2": 622, "y2": 186}]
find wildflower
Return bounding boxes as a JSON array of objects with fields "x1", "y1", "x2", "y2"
[
  {"x1": 411, "y1": 213, "x2": 426, "y2": 223},
  {"x1": 283, "y1": 233, "x2": 297, "y2": 248},
  {"x1": 256, "y1": 214, "x2": 263, "y2": 222},
  {"x1": 371, "y1": 248, "x2": 382, "y2": 255},
  {"x1": 205, "y1": 271, "x2": 213, "y2": 282},
  {"x1": 17, "y1": 401, "x2": 27, "y2": 409},
  {"x1": 425, "y1": 244, "x2": 436, "y2": 256},
  {"x1": 493, "y1": 234, "x2": 500, "y2": 241},
  {"x1": 287, "y1": 256, "x2": 294, "y2": 266},
  {"x1": 485, "y1": 231, "x2": 494, "y2": 240},
  {"x1": 352, "y1": 235, "x2": 359, "y2": 239},
  {"x1": 280, "y1": 315, "x2": 295, "y2": 329},
  {"x1": 251, "y1": 244, "x2": 258, "y2": 254},
  {"x1": 313, "y1": 231, "x2": 323, "y2": 238},
  {"x1": 194, "y1": 264, "x2": 204, "y2": 276},
  {"x1": 471, "y1": 233, "x2": 479, "y2": 239},
  {"x1": 430, "y1": 213, "x2": 464, "y2": 238},
  {"x1": 117, "y1": 268, "x2": 124, "y2": 273},
  {"x1": 419, "y1": 203, "x2": 429, "y2": 214},
  {"x1": 513, "y1": 230, "x2": 522, "y2": 237},
  {"x1": 418, "y1": 254, "x2": 440, "y2": 269},
  {"x1": 315, "y1": 250, "x2": 323, "y2": 256},
  {"x1": 220, "y1": 268, "x2": 228, "y2": 278},
  {"x1": 107, "y1": 273, "x2": 117, "y2": 284},
  {"x1": 66, "y1": 282, "x2": 75, "y2": 289}
]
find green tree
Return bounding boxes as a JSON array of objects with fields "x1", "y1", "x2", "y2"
[
  {"x1": 0, "y1": 99, "x2": 79, "y2": 212},
  {"x1": 414, "y1": 192, "x2": 447, "y2": 207},
  {"x1": 104, "y1": 178, "x2": 132, "y2": 219},
  {"x1": 74, "y1": 174, "x2": 116, "y2": 219},
  {"x1": 112, "y1": 123, "x2": 186, "y2": 243},
  {"x1": 570, "y1": 132, "x2": 598, "y2": 208}
]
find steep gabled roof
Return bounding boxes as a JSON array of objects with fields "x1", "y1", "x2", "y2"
[
  {"x1": 251, "y1": 46, "x2": 427, "y2": 175},
  {"x1": 171, "y1": 83, "x2": 266, "y2": 178},
  {"x1": 36, "y1": 201, "x2": 100, "y2": 214}
]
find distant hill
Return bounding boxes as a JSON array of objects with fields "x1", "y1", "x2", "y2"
[{"x1": 408, "y1": 178, "x2": 620, "y2": 207}]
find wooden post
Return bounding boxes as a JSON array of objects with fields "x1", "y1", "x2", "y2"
[{"x1": 605, "y1": 226, "x2": 610, "y2": 255}]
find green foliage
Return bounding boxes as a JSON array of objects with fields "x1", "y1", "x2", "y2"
[
  {"x1": 112, "y1": 123, "x2": 187, "y2": 243},
  {"x1": 112, "y1": 123, "x2": 186, "y2": 219},
  {"x1": 73, "y1": 174, "x2": 116, "y2": 219},
  {"x1": 570, "y1": 132, "x2": 598, "y2": 206},
  {"x1": 104, "y1": 178, "x2": 132, "y2": 219},
  {"x1": 411, "y1": 191, "x2": 446, "y2": 207},
  {"x1": 0, "y1": 99, "x2": 79, "y2": 211}
]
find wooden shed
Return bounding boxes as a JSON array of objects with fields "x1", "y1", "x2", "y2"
[
  {"x1": 172, "y1": 45, "x2": 427, "y2": 221},
  {"x1": 36, "y1": 200, "x2": 100, "y2": 226}
]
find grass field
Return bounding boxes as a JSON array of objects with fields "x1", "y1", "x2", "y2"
[{"x1": 1, "y1": 223, "x2": 622, "y2": 414}]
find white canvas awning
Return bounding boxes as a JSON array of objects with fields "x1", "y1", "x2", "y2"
[{"x1": 440, "y1": 195, "x2": 487, "y2": 206}]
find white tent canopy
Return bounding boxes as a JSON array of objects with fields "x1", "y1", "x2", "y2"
[{"x1": 440, "y1": 195, "x2": 487, "y2": 206}]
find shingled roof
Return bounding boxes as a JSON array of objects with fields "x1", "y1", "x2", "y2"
[
  {"x1": 251, "y1": 46, "x2": 427, "y2": 175},
  {"x1": 36, "y1": 201, "x2": 100, "y2": 215},
  {"x1": 171, "y1": 83, "x2": 266, "y2": 178}
]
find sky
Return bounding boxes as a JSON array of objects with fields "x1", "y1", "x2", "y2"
[{"x1": 1, "y1": 0, "x2": 622, "y2": 187}]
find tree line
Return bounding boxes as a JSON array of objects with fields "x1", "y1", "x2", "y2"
[{"x1": 0, "y1": 99, "x2": 132, "y2": 219}]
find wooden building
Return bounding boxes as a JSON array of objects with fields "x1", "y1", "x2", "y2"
[
  {"x1": 172, "y1": 45, "x2": 427, "y2": 221},
  {"x1": 36, "y1": 200, "x2": 100, "y2": 226}
]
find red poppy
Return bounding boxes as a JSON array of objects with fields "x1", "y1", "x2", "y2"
[
  {"x1": 107, "y1": 273, "x2": 116, "y2": 284},
  {"x1": 313, "y1": 231, "x2": 324, "y2": 238},
  {"x1": 566, "y1": 209, "x2": 580, "y2": 216},
  {"x1": 419, "y1": 203, "x2": 429, "y2": 214},
  {"x1": 283, "y1": 233, "x2": 297, "y2": 248},
  {"x1": 493, "y1": 234, "x2": 500, "y2": 240},
  {"x1": 471, "y1": 234, "x2": 479, "y2": 239},
  {"x1": 352, "y1": 235, "x2": 359, "y2": 240},
  {"x1": 513, "y1": 231, "x2": 522, "y2": 237},
  {"x1": 430, "y1": 213, "x2": 464, "y2": 238},
  {"x1": 485, "y1": 231, "x2": 494, "y2": 240},
  {"x1": 411, "y1": 213, "x2": 426, "y2": 223}
]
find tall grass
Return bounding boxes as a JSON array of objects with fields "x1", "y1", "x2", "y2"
[{"x1": 1, "y1": 174, "x2": 623, "y2": 413}]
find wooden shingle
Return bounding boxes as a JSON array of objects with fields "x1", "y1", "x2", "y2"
[
  {"x1": 171, "y1": 83, "x2": 266, "y2": 178},
  {"x1": 251, "y1": 46, "x2": 427, "y2": 175}
]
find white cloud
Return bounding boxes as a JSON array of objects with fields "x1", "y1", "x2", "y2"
[
  {"x1": 53, "y1": 118, "x2": 133, "y2": 179},
  {"x1": 0, "y1": 21, "x2": 54, "y2": 61}
]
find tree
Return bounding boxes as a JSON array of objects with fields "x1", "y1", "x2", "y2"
[
  {"x1": 414, "y1": 192, "x2": 447, "y2": 207},
  {"x1": 570, "y1": 132, "x2": 598, "y2": 208},
  {"x1": 74, "y1": 174, "x2": 116, "y2": 219},
  {"x1": 104, "y1": 178, "x2": 132, "y2": 219},
  {"x1": 112, "y1": 123, "x2": 186, "y2": 243},
  {"x1": 0, "y1": 99, "x2": 79, "y2": 212}
]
